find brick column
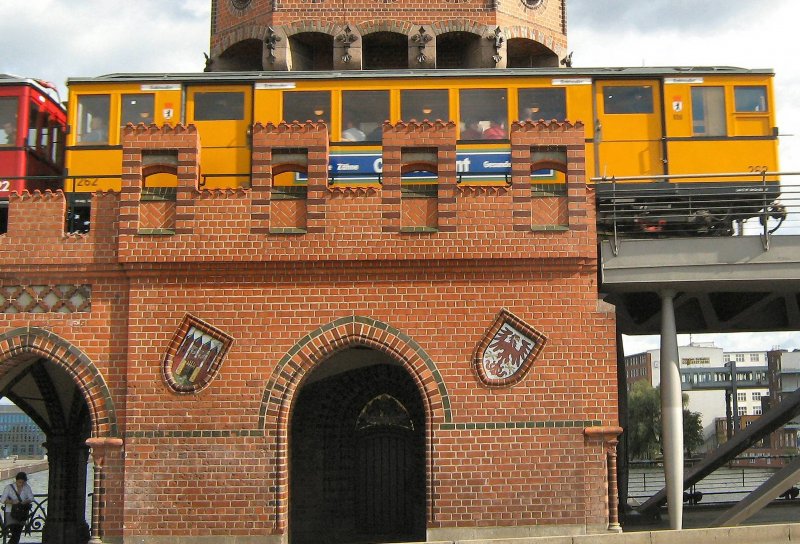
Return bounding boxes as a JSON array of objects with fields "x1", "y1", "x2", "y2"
[
  {"x1": 120, "y1": 124, "x2": 200, "y2": 235},
  {"x1": 510, "y1": 119, "x2": 587, "y2": 232},
  {"x1": 381, "y1": 120, "x2": 457, "y2": 233},
  {"x1": 585, "y1": 426, "x2": 624, "y2": 532},
  {"x1": 85, "y1": 437, "x2": 124, "y2": 544},
  {"x1": 251, "y1": 121, "x2": 329, "y2": 234}
]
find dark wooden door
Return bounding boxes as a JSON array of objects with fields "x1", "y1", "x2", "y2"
[{"x1": 355, "y1": 426, "x2": 420, "y2": 542}]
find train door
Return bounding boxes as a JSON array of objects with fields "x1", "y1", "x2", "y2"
[
  {"x1": 593, "y1": 80, "x2": 665, "y2": 179},
  {"x1": 186, "y1": 85, "x2": 252, "y2": 189}
]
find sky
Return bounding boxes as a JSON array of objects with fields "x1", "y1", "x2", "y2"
[{"x1": 0, "y1": 0, "x2": 798, "y2": 356}]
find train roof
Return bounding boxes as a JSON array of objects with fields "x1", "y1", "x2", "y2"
[
  {"x1": 66, "y1": 66, "x2": 775, "y2": 85},
  {"x1": 0, "y1": 74, "x2": 64, "y2": 106}
]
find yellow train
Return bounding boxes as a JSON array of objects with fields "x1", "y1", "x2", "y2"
[{"x1": 64, "y1": 67, "x2": 781, "y2": 234}]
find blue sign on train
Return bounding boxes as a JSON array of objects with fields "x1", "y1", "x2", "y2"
[{"x1": 298, "y1": 150, "x2": 554, "y2": 181}]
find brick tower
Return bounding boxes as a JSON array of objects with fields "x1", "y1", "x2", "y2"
[{"x1": 208, "y1": 0, "x2": 568, "y2": 71}]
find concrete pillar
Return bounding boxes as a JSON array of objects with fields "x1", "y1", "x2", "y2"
[{"x1": 660, "y1": 289, "x2": 683, "y2": 530}]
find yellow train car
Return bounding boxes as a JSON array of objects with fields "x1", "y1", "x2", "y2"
[{"x1": 65, "y1": 67, "x2": 780, "y2": 234}]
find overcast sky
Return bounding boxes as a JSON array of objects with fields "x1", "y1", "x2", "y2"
[{"x1": 1, "y1": 0, "x2": 798, "y2": 355}]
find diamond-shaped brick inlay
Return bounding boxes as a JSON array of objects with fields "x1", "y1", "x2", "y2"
[{"x1": 0, "y1": 285, "x2": 91, "y2": 314}]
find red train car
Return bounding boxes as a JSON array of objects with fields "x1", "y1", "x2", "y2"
[{"x1": 1, "y1": 74, "x2": 67, "y2": 231}]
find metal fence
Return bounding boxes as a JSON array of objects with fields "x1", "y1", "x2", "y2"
[
  {"x1": 595, "y1": 171, "x2": 800, "y2": 252},
  {"x1": 628, "y1": 459, "x2": 800, "y2": 506}
]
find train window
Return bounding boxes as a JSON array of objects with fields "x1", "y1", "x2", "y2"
[
  {"x1": 734, "y1": 86, "x2": 768, "y2": 112},
  {"x1": 0, "y1": 97, "x2": 18, "y2": 146},
  {"x1": 193, "y1": 92, "x2": 245, "y2": 120},
  {"x1": 401, "y1": 89, "x2": 449, "y2": 122},
  {"x1": 27, "y1": 104, "x2": 42, "y2": 149},
  {"x1": 122, "y1": 94, "x2": 155, "y2": 126},
  {"x1": 691, "y1": 87, "x2": 726, "y2": 136},
  {"x1": 77, "y1": 95, "x2": 110, "y2": 145},
  {"x1": 341, "y1": 90, "x2": 389, "y2": 142},
  {"x1": 459, "y1": 89, "x2": 508, "y2": 140},
  {"x1": 283, "y1": 91, "x2": 331, "y2": 124},
  {"x1": 518, "y1": 88, "x2": 566, "y2": 122},
  {"x1": 603, "y1": 86, "x2": 654, "y2": 114}
]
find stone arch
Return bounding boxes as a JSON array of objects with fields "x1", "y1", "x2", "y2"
[
  {"x1": 259, "y1": 315, "x2": 450, "y2": 529},
  {"x1": 354, "y1": 21, "x2": 413, "y2": 70},
  {"x1": 429, "y1": 19, "x2": 485, "y2": 36},
  {"x1": 218, "y1": 38, "x2": 264, "y2": 70},
  {"x1": 212, "y1": 23, "x2": 269, "y2": 56},
  {"x1": 0, "y1": 327, "x2": 119, "y2": 438},
  {"x1": 356, "y1": 19, "x2": 415, "y2": 37},
  {"x1": 506, "y1": 38, "x2": 559, "y2": 68},
  {"x1": 283, "y1": 21, "x2": 340, "y2": 38},
  {"x1": 431, "y1": 21, "x2": 484, "y2": 69}
]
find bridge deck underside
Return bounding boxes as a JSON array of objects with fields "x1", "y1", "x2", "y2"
[{"x1": 600, "y1": 235, "x2": 800, "y2": 335}]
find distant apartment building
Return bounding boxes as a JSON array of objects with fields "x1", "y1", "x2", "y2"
[
  {"x1": 625, "y1": 343, "x2": 773, "y2": 452},
  {"x1": 0, "y1": 403, "x2": 45, "y2": 458}
]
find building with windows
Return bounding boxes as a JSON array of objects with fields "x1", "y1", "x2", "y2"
[
  {"x1": 0, "y1": 403, "x2": 45, "y2": 458},
  {"x1": 625, "y1": 343, "x2": 770, "y2": 451}
]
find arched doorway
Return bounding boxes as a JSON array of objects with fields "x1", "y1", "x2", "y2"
[
  {"x1": 289, "y1": 347, "x2": 426, "y2": 544},
  {"x1": 0, "y1": 357, "x2": 92, "y2": 543}
]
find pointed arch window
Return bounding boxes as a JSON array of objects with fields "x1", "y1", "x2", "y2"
[{"x1": 356, "y1": 394, "x2": 414, "y2": 431}]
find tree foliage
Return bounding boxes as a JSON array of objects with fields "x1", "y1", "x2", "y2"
[{"x1": 626, "y1": 381, "x2": 704, "y2": 460}]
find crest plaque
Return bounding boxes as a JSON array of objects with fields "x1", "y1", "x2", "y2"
[
  {"x1": 473, "y1": 309, "x2": 547, "y2": 387},
  {"x1": 163, "y1": 315, "x2": 233, "y2": 393}
]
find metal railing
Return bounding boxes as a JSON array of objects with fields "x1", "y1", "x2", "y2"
[
  {"x1": 1, "y1": 494, "x2": 46, "y2": 544},
  {"x1": 628, "y1": 457, "x2": 800, "y2": 506},
  {"x1": 595, "y1": 171, "x2": 800, "y2": 253}
]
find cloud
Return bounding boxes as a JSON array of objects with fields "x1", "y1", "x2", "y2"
[
  {"x1": 623, "y1": 332, "x2": 800, "y2": 356},
  {"x1": 1, "y1": 0, "x2": 210, "y2": 96},
  {"x1": 568, "y1": 0, "x2": 764, "y2": 34}
]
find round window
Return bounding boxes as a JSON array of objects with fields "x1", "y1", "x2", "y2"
[
  {"x1": 522, "y1": 0, "x2": 544, "y2": 7},
  {"x1": 231, "y1": 0, "x2": 252, "y2": 10}
]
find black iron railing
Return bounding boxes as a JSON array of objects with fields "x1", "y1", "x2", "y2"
[
  {"x1": 1, "y1": 493, "x2": 46, "y2": 544},
  {"x1": 595, "y1": 171, "x2": 800, "y2": 253}
]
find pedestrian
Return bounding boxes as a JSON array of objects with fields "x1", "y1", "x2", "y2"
[{"x1": 2, "y1": 472, "x2": 34, "y2": 544}]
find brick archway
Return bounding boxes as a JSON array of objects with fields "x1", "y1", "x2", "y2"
[
  {"x1": 259, "y1": 315, "x2": 450, "y2": 530},
  {"x1": 0, "y1": 327, "x2": 119, "y2": 438}
]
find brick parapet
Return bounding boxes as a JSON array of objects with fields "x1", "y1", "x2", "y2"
[
  {"x1": 0, "y1": 129, "x2": 598, "y2": 267},
  {"x1": 0, "y1": 190, "x2": 121, "y2": 269}
]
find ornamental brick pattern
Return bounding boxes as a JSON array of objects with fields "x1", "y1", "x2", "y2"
[
  {"x1": 208, "y1": 0, "x2": 568, "y2": 70},
  {"x1": 0, "y1": 119, "x2": 619, "y2": 542}
]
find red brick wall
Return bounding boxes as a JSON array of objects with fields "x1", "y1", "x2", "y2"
[{"x1": 0, "y1": 119, "x2": 618, "y2": 541}]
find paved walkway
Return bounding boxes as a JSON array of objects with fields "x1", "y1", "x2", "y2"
[
  {"x1": 624, "y1": 501, "x2": 800, "y2": 530},
  {"x1": 0, "y1": 457, "x2": 48, "y2": 481}
]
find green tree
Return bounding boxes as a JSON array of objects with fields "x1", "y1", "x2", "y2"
[
  {"x1": 626, "y1": 381, "x2": 704, "y2": 460},
  {"x1": 627, "y1": 381, "x2": 661, "y2": 460}
]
